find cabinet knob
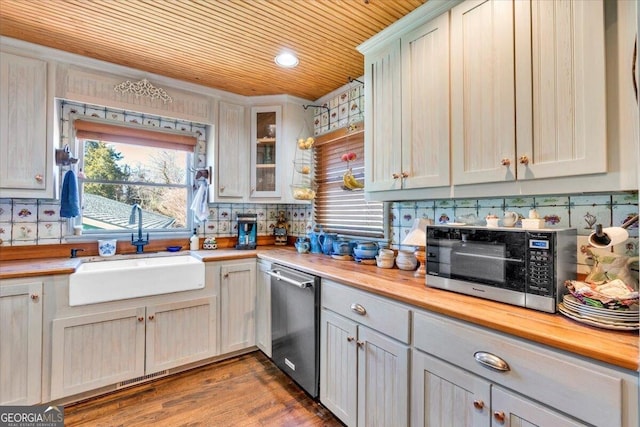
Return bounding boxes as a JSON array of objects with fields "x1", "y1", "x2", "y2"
[
  {"x1": 401, "y1": 171, "x2": 409, "y2": 178},
  {"x1": 30, "y1": 293, "x2": 39, "y2": 301},
  {"x1": 34, "y1": 174, "x2": 43, "y2": 183},
  {"x1": 500, "y1": 158, "x2": 511, "y2": 166},
  {"x1": 392, "y1": 173, "x2": 400, "y2": 179},
  {"x1": 138, "y1": 316, "x2": 144, "y2": 322},
  {"x1": 350, "y1": 303, "x2": 367, "y2": 316},
  {"x1": 519, "y1": 155, "x2": 529, "y2": 165},
  {"x1": 356, "y1": 340, "x2": 365, "y2": 348},
  {"x1": 219, "y1": 185, "x2": 225, "y2": 193},
  {"x1": 347, "y1": 336, "x2": 355, "y2": 342},
  {"x1": 223, "y1": 273, "x2": 229, "y2": 279},
  {"x1": 493, "y1": 411, "x2": 506, "y2": 424},
  {"x1": 148, "y1": 315, "x2": 155, "y2": 321},
  {"x1": 473, "y1": 400, "x2": 485, "y2": 410}
]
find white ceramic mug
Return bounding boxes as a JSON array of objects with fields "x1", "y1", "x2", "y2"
[{"x1": 486, "y1": 218, "x2": 499, "y2": 228}]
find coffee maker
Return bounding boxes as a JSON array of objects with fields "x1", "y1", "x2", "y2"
[{"x1": 236, "y1": 213, "x2": 257, "y2": 250}]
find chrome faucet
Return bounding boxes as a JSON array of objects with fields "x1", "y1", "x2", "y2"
[{"x1": 129, "y1": 203, "x2": 149, "y2": 253}]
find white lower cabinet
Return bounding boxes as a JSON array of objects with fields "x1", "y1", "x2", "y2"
[
  {"x1": 411, "y1": 310, "x2": 638, "y2": 427},
  {"x1": 320, "y1": 280, "x2": 410, "y2": 427},
  {"x1": 0, "y1": 279, "x2": 43, "y2": 405},
  {"x1": 220, "y1": 261, "x2": 256, "y2": 354},
  {"x1": 50, "y1": 297, "x2": 217, "y2": 400},
  {"x1": 412, "y1": 350, "x2": 585, "y2": 427},
  {"x1": 255, "y1": 260, "x2": 271, "y2": 357}
]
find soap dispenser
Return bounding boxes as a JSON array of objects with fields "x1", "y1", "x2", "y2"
[{"x1": 190, "y1": 228, "x2": 199, "y2": 251}]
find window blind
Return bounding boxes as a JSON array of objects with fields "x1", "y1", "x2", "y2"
[
  {"x1": 314, "y1": 125, "x2": 385, "y2": 239},
  {"x1": 74, "y1": 118, "x2": 197, "y2": 152}
]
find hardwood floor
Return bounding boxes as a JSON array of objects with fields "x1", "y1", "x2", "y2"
[{"x1": 64, "y1": 351, "x2": 343, "y2": 427}]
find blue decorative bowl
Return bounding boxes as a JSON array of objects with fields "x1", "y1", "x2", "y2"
[{"x1": 166, "y1": 246, "x2": 182, "y2": 252}]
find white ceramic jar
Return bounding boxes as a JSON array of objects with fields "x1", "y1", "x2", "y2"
[{"x1": 395, "y1": 250, "x2": 417, "y2": 270}]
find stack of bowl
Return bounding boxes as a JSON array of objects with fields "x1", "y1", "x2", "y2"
[
  {"x1": 376, "y1": 248, "x2": 395, "y2": 269},
  {"x1": 353, "y1": 242, "x2": 378, "y2": 264}
]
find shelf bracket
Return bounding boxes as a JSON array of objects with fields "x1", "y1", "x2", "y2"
[
  {"x1": 303, "y1": 104, "x2": 331, "y2": 128},
  {"x1": 348, "y1": 76, "x2": 364, "y2": 85}
]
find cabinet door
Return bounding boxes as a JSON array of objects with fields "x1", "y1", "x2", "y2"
[
  {"x1": 0, "y1": 52, "x2": 51, "y2": 198},
  {"x1": 451, "y1": 0, "x2": 516, "y2": 185},
  {"x1": 514, "y1": 0, "x2": 606, "y2": 180},
  {"x1": 146, "y1": 297, "x2": 217, "y2": 373},
  {"x1": 250, "y1": 105, "x2": 281, "y2": 198},
  {"x1": 50, "y1": 307, "x2": 146, "y2": 400},
  {"x1": 320, "y1": 309, "x2": 358, "y2": 427},
  {"x1": 411, "y1": 350, "x2": 490, "y2": 427},
  {"x1": 357, "y1": 326, "x2": 409, "y2": 427},
  {"x1": 0, "y1": 281, "x2": 43, "y2": 405},
  {"x1": 220, "y1": 261, "x2": 257, "y2": 354},
  {"x1": 255, "y1": 261, "x2": 272, "y2": 357},
  {"x1": 214, "y1": 101, "x2": 248, "y2": 199},
  {"x1": 364, "y1": 40, "x2": 402, "y2": 192},
  {"x1": 401, "y1": 12, "x2": 450, "y2": 189},
  {"x1": 492, "y1": 386, "x2": 587, "y2": 427}
]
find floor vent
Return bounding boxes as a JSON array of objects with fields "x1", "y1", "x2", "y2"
[{"x1": 117, "y1": 370, "x2": 168, "y2": 389}]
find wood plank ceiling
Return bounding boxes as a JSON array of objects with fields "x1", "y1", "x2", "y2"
[{"x1": 0, "y1": 0, "x2": 425, "y2": 100}]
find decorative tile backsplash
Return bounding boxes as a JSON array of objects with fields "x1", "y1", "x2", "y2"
[
  {"x1": 390, "y1": 192, "x2": 639, "y2": 275},
  {"x1": 312, "y1": 82, "x2": 364, "y2": 135}
]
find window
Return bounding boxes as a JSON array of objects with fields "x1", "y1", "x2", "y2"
[
  {"x1": 313, "y1": 125, "x2": 385, "y2": 239},
  {"x1": 74, "y1": 118, "x2": 197, "y2": 233}
]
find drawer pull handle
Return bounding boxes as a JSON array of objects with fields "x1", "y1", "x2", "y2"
[
  {"x1": 350, "y1": 303, "x2": 366, "y2": 316},
  {"x1": 473, "y1": 400, "x2": 484, "y2": 410},
  {"x1": 493, "y1": 411, "x2": 506, "y2": 424},
  {"x1": 474, "y1": 351, "x2": 510, "y2": 372}
]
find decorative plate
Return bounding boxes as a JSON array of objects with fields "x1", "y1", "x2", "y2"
[{"x1": 558, "y1": 304, "x2": 639, "y2": 330}]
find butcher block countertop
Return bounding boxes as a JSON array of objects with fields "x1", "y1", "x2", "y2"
[{"x1": 1, "y1": 246, "x2": 637, "y2": 371}]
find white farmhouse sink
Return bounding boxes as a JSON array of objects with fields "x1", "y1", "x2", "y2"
[{"x1": 69, "y1": 254, "x2": 205, "y2": 306}]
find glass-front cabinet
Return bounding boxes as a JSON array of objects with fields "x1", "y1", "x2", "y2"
[{"x1": 250, "y1": 105, "x2": 281, "y2": 198}]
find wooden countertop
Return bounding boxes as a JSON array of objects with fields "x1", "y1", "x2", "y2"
[
  {"x1": 258, "y1": 248, "x2": 639, "y2": 372},
  {"x1": 1, "y1": 246, "x2": 637, "y2": 371}
]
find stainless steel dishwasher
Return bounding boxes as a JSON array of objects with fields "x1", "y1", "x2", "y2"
[{"x1": 267, "y1": 264, "x2": 320, "y2": 398}]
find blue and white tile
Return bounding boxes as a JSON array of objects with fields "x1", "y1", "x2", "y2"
[
  {"x1": 85, "y1": 107, "x2": 106, "y2": 119},
  {"x1": 435, "y1": 208, "x2": 455, "y2": 225},
  {"x1": 38, "y1": 202, "x2": 60, "y2": 222},
  {"x1": 62, "y1": 101, "x2": 85, "y2": 117},
  {"x1": 534, "y1": 196, "x2": 569, "y2": 207},
  {"x1": 204, "y1": 221, "x2": 217, "y2": 235},
  {"x1": 535, "y1": 206, "x2": 569, "y2": 228},
  {"x1": 477, "y1": 198, "x2": 504, "y2": 209},
  {"x1": 612, "y1": 193, "x2": 638, "y2": 205},
  {"x1": 12, "y1": 223, "x2": 36, "y2": 241},
  {"x1": 125, "y1": 112, "x2": 143, "y2": 125},
  {"x1": 0, "y1": 222, "x2": 11, "y2": 244},
  {"x1": 144, "y1": 117, "x2": 160, "y2": 127},
  {"x1": 13, "y1": 201, "x2": 37, "y2": 223},
  {"x1": 504, "y1": 197, "x2": 534, "y2": 208},
  {"x1": 612, "y1": 204, "x2": 639, "y2": 237},
  {"x1": 569, "y1": 205, "x2": 611, "y2": 235},
  {"x1": 160, "y1": 119, "x2": 177, "y2": 129},
  {"x1": 107, "y1": 110, "x2": 126, "y2": 122},
  {"x1": 38, "y1": 222, "x2": 61, "y2": 239},
  {"x1": 0, "y1": 200, "x2": 12, "y2": 221},
  {"x1": 569, "y1": 195, "x2": 611, "y2": 207},
  {"x1": 613, "y1": 237, "x2": 638, "y2": 258}
]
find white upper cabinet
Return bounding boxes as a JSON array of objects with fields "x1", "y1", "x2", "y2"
[
  {"x1": 514, "y1": 0, "x2": 606, "y2": 180},
  {"x1": 451, "y1": 0, "x2": 607, "y2": 185},
  {"x1": 363, "y1": 12, "x2": 451, "y2": 193},
  {"x1": 211, "y1": 101, "x2": 248, "y2": 200},
  {"x1": 451, "y1": 0, "x2": 516, "y2": 185},
  {"x1": 363, "y1": 40, "x2": 402, "y2": 192},
  {"x1": 0, "y1": 51, "x2": 54, "y2": 198},
  {"x1": 401, "y1": 12, "x2": 451, "y2": 189}
]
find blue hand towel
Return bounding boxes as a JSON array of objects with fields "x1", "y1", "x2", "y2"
[{"x1": 60, "y1": 170, "x2": 80, "y2": 218}]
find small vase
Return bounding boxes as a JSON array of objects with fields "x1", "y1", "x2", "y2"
[{"x1": 395, "y1": 250, "x2": 417, "y2": 271}]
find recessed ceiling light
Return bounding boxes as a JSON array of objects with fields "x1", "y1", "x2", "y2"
[{"x1": 274, "y1": 52, "x2": 299, "y2": 68}]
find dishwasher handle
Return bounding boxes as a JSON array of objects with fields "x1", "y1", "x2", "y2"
[{"x1": 266, "y1": 269, "x2": 313, "y2": 288}]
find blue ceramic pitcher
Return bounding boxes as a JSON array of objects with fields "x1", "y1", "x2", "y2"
[
  {"x1": 308, "y1": 228, "x2": 323, "y2": 254},
  {"x1": 319, "y1": 232, "x2": 337, "y2": 255}
]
